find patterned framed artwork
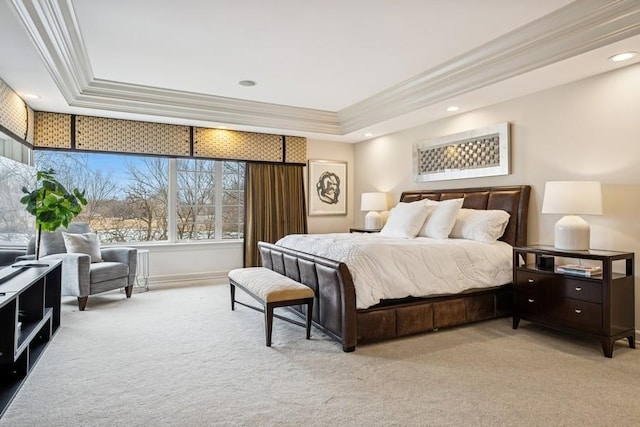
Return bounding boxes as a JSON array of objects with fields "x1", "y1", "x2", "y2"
[
  {"x1": 413, "y1": 122, "x2": 510, "y2": 182},
  {"x1": 308, "y1": 159, "x2": 347, "y2": 216}
]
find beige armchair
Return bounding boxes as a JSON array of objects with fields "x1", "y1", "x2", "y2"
[{"x1": 23, "y1": 223, "x2": 137, "y2": 310}]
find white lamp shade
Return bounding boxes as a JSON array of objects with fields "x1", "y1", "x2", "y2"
[
  {"x1": 541, "y1": 181, "x2": 602, "y2": 215},
  {"x1": 360, "y1": 192, "x2": 387, "y2": 212},
  {"x1": 542, "y1": 181, "x2": 602, "y2": 250}
]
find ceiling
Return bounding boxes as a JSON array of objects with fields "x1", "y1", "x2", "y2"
[{"x1": 1, "y1": 0, "x2": 639, "y2": 143}]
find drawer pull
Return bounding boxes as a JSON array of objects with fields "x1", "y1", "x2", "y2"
[
  {"x1": 575, "y1": 309, "x2": 582, "y2": 314},
  {"x1": 575, "y1": 287, "x2": 582, "y2": 291},
  {"x1": 528, "y1": 298, "x2": 535, "y2": 303},
  {"x1": 527, "y1": 279, "x2": 534, "y2": 283}
]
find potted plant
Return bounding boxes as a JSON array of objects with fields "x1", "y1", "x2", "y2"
[{"x1": 20, "y1": 169, "x2": 87, "y2": 259}]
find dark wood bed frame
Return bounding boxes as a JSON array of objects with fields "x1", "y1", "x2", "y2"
[{"x1": 258, "y1": 185, "x2": 531, "y2": 352}]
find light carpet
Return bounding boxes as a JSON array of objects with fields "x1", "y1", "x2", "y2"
[{"x1": 1, "y1": 282, "x2": 639, "y2": 427}]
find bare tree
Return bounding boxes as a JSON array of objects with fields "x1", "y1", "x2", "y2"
[
  {"x1": 0, "y1": 157, "x2": 35, "y2": 243},
  {"x1": 221, "y1": 161, "x2": 245, "y2": 238},
  {"x1": 124, "y1": 158, "x2": 168, "y2": 241},
  {"x1": 176, "y1": 158, "x2": 216, "y2": 239},
  {"x1": 34, "y1": 152, "x2": 118, "y2": 225}
]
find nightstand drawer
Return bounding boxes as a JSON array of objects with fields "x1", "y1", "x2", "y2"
[
  {"x1": 515, "y1": 270, "x2": 552, "y2": 288},
  {"x1": 559, "y1": 278, "x2": 602, "y2": 304},
  {"x1": 515, "y1": 290, "x2": 547, "y2": 316},
  {"x1": 553, "y1": 298, "x2": 602, "y2": 331}
]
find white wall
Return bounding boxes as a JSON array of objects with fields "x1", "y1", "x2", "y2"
[
  {"x1": 133, "y1": 241, "x2": 243, "y2": 287},
  {"x1": 353, "y1": 63, "x2": 640, "y2": 324}
]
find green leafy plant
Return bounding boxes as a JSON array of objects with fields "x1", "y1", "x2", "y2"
[{"x1": 20, "y1": 169, "x2": 87, "y2": 259}]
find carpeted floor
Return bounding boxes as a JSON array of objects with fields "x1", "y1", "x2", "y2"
[{"x1": 1, "y1": 282, "x2": 639, "y2": 426}]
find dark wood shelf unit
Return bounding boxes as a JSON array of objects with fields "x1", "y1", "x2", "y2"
[
  {"x1": 349, "y1": 228, "x2": 381, "y2": 233},
  {"x1": 513, "y1": 245, "x2": 635, "y2": 358},
  {"x1": 0, "y1": 261, "x2": 62, "y2": 417}
]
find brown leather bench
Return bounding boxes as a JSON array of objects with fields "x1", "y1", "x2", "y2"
[{"x1": 229, "y1": 267, "x2": 314, "y2": 347}]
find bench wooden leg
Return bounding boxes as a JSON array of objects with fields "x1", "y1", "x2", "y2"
[
  {"x1": 265, "y1": 303, "x2": 274, "y2": 347},
  {"x1": 230, "y1": 283, "x2": 236, "y2": 311},
  {"x1": 305, "y1": 299, "x2": 313, "y2": 340}
]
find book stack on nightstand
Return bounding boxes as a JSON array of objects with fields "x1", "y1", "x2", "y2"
[
  {"x1": 555, "y1": 264, "x2": 602, "y2": 277},
  {"x1": 512, "y1": 245, "x2": 635, "y2": 358}
]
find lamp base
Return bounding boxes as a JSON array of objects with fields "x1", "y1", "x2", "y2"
[
  {"x1": 554, "y1": 215, "x2": 590, "y2": 250},
  {"x1": 364, "y1": 211, "x2": 382, "y2": 230}
]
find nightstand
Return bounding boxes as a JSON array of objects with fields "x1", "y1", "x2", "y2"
[
  {"x1": 349, "y1": 228, "x2": 380, "y2": 233},
  {"x1": 513, "y1": 245, "x2": 635, "y2": 358}
]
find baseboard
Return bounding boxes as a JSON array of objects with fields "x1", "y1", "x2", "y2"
[{"x1": 147, "y1": 270, "x2": 230, "y2": 289}]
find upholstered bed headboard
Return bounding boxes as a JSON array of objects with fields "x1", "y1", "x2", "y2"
[{"x1": 399, "y1": 185, "x2": 531, "y2": 247}]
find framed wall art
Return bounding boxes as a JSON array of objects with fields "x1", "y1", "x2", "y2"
[
  {"x1": 413, "y1": 122, "x2": 510, "y2": 182},
  {"x1": 308, "y1": 159, "x2": 347, "y2": 216}
]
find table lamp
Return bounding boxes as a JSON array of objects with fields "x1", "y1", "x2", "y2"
[
  {"x1": 541, "y1": 181, "x2": 602, "y2": 250},
  {"x1": 361, "y1": 192, "x2": 387, "y2": 230}
]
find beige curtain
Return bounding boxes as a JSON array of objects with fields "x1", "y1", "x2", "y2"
[{"x1": 243, "y1": 163, "x2": 307, "y2": 267}]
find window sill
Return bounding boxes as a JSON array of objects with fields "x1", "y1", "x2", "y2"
[{"x1": 103, "y1": 240, "x2": 243, "y2": 251}]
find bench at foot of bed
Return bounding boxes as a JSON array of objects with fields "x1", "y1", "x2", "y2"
[{"x1": 229, "y1": 267, "x2": 315, "y2": 347}]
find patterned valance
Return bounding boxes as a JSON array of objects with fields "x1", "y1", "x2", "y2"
[
  {"x1": 34, "y1": 112, "x2": 71, "y2": 148},
  {"x1": 1, "y1": 77, "x2": 307, "y2": 162},
  {"x1": 194, "y1": 128, "x2": 282, "y2": 162},
  {"x1": 31, "y1": 111, "x2": 306, "y2": 164},
  {"x1": 0, "y1": 78, "x2": 34, "y2": 144},
  {"x1": 76, "y1": 116, "x2": 190, "y2": 156}
]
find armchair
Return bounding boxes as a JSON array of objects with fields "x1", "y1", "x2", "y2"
[{"x1": 23, "y1": 223, "x2": 137, "y2": 311}]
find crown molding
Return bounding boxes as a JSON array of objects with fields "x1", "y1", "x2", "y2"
[
  {"x1": 10, "y1": 0, "x2": 640, "y2": 136},
  {"x1": 338, "y1": 0, "x2": 640, "y2": 133},
  {"x1": 10, "y1": 0, "x2": 342, "y2": 134},
  {"x1": 10, "y1": 0, "x2": 92, "y2": 102},
  {"x1": 75, "y1": 78, "x2": 341, "y2": 134}
]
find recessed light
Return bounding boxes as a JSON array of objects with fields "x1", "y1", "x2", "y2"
[
  {"x1": 364, "y1": 132, "x2": 373, "y2": 137},
  {"x1": 22, "y1": 94, "x2": 39, "y2": 99},
  {"x1": 238, "y1": 80, "x2": 257, "y2": 87},
  {"x1": 446, "y1": 106, "x2": 460, "y2": 112},
  {"x1": 608, "y1": 51, "x2": 638, "y2": 62}
]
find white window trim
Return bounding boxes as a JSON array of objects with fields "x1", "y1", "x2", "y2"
[{"x1": 168, "y1": 158, "x2": 178, "y2": 242}]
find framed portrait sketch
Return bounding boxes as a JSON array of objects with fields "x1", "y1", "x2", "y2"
[{"x1": 308, "y1": 159, "x2": 347, "y2": 216}]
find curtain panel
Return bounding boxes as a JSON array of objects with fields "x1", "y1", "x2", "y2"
[{"x1": 243, "y1": 163, "x2": 307, "y2": 267}]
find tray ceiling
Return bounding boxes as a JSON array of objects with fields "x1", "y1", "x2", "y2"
[{"x1": 1, "y1": 0, "x2": 639, "y2": 142}]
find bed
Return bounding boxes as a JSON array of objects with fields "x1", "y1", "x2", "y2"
[{"x1": 258, "y1": 185, "x2": 531, "y2": 352}]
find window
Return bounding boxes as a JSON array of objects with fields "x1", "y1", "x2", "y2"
[
  {"x1": 176, "y1": 159, "x2": 244, "y2": 240},
  {"x1": 177, "y1": 159, "x2": 216, "y2": 240},
  {"x1": 220, "y1": 161, "x2": 244, "y2": 239},
  {"x1": 0, "y1": 133, "x2": 35, "y2": 245},
  {"x1": 34, "y1": 151, "x2": 245, "y2": 243},
  {"x1": 0, "y1": 158, "x2": 35, "y2": 245}
]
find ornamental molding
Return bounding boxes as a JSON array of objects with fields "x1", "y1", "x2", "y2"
[{"x1": 11, "y1": 0, "x2": 640, "y2": 135}]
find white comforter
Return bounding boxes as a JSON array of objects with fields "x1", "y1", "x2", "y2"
[{"x1": 276, "y1": 233, "x2": 513, "y2": 309}]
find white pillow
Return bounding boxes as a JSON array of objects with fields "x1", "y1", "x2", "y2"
[
  {"x1": 61, "y1": 232, "x2": 103, "y2": 263},
  {"x1": 450, "y1": 209, "x2": 510, "y2": 243},
  {"x1": 379, "y1": 202, "x2": 432, "y2": 238},
  {"x1": 418, "y1": 198, "x2": 464, "y2": 239}
]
